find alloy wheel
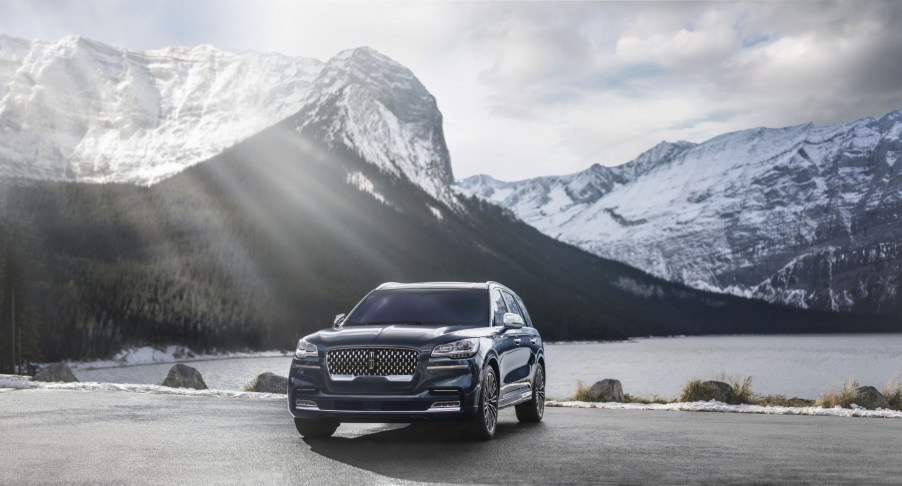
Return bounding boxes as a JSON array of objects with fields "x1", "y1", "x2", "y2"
[{"x1": 483, "y1": 369, "x2": 498, "y2": 434}]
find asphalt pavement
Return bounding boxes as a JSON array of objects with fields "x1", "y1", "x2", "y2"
[{"x1": 1, "y1": 388, "x2": 901, "y2": 484}]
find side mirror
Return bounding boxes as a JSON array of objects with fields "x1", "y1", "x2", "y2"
[
  {"x1": 333, "y1": 313, "x2": 346, "y2": 329},
  {"x1": 502, "y1": 312, "x2": 524, "y2": 329}
]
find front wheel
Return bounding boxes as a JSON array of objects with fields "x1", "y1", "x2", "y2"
[
  {"x1": 515, "y1": 364, "x2": 545, "y2": 423},
  {"x1": 294, "y1": 418, "x2": 339, "y2": 438},
  {"x1": 467, "y1": 366, "x2": 499, "y2": 440}
]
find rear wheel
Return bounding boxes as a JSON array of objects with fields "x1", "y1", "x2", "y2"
[
  {"x1": 467, "y1": 366, "x2": 498, "y2": 440},
  {"x1": 294, "y1": 418, "x2": 339, "y2": 439},
  {"x1": 515, "y1": 364, "x2": 545, "y2": 423}
]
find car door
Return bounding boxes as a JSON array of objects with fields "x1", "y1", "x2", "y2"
[
  {"x1": 514, "y1": 293, "x2": 541, "y2": 376},
  {"x1": 499, "y1": 290, "x2": 532, "y2": 398},
  {"x1": 491, "y1": 289, "x2": 521, "y2": 398}
]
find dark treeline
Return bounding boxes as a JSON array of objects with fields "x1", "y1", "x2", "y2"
[
  {"x1": 0, "y1": 204, "x2": 43, "y2": 372},
  {"x1": 1, "y1": 121, "x2": 898, "y2": 364}
]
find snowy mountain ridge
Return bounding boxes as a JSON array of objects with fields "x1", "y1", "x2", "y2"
[
  {"x1": 457, "y1": 111, "x2": 902, "y2": 314},
  {"x1": 0, "y1": 35, "x2": 454, "y2": 202}
]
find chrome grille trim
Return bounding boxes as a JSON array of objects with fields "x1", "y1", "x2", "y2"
[{"x1": 325, "y1": 347, "x2": 419, "y2": 381}]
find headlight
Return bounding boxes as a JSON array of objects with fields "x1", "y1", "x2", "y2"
[
  {"x1": 431, "y1": 338, "x2": 479, "y2": 358},
  {"x1": 295, "y1": 339, "x2": 318, "y2": 359}
]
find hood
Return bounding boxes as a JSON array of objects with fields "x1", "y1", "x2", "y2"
[{"x1": 307, "y1": 324, "x2": 496, "y2": 348}]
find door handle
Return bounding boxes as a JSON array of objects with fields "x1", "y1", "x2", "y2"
[{"x1": 513, "y1": 338, "x2": 521, "y2": 345}]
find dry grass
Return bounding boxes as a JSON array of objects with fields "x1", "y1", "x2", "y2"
[
  {"x1": 243, "y1": 376, "x2": 258, "y2": 392},
  {"x1": 755, "y1": 395, "x2": 816, "y2": 407},
  {"x1": 567, "y1": 380, "x2": 672, "y2": 404},
  {"x1": 817, "y1": 379, "x2": 860, "y2": 408},
  {"x1": 882, "y1": 375, "x2": 902, "y2": 410},
  {"x1": 566, "y1": 374, "x2": 902, "y2": 409},
  {"x1": 569, "y1": 380, "x2": 594, "y2": 401},
  {"x1": 726, "y1": 375, "x2": 754, "y2": 405},
  {"x1": 623, "y1": 393, "x2": 671, "y2": 405},
  {"x1": 678, "y1": 379, "x2": 710, "y2": 403},
  {"x1": 677, "y1": 374, "x2": 754, "y2": 405}
]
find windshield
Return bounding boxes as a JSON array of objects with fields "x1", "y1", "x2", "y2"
[{"x1": 345, "y1": 289, "x2": 489, "y2": 326}]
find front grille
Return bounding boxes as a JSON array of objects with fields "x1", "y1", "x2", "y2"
[{"x1": 326, "y1": 347, "x2": 418, "y2": 379}]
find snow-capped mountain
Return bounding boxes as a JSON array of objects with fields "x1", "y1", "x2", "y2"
[
  {"x1": 292, "y1": 47, "x2": 455, "y2": 204},
  {"x1": 457, "y1": 111, "x2": 902, "y2": 314},
  {"x1": 0, "y1": 36, "x2": 454, "y2": 202},
  {"x1": 0, "y1": 35, "x2": 323, "y2": 184}
]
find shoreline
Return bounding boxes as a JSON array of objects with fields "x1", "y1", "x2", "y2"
[
  {"x1": 63, "y1": 346, "x2": 291, "y2": 371},
  {"x1": 3, "y1": 374, "x2": 900, "y2": 419}
]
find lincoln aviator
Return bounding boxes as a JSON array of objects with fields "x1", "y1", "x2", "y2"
[{"x1": 288, "y1": 281, "x2": 546, "y2": 440}]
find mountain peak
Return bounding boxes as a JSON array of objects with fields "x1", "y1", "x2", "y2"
[
  {"x1": 613, "y1": 140, "x2": 695, "y2": 181},
  {"x1": 878, "y1": 108, "x2": 902, "y2": 123},
  {"x1": 302, "y1": 46, "x2": 455, "y2": 203},
  {"x1": 332, "y1": 46, "x2": 396, "y2": 64}
]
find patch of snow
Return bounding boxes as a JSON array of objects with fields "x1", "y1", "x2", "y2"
[
  {"x1": 428, "y1": 204, "x2": 443, "y2": 221},
  {"x1": 547, "y1": 399, "x2": 902, "y2": 419},
  {"x1": 346, "y1": 171, "x2": 387, "y2": 205},
  {"x1": 888, "y1": 150, "x2": 900, "y2": 168},
  {"x1": 0, "y1": 374, "x2": 285, "y2": 400},
  {"x1": 614, "y1": 277, "x2": 664, "y2": 298}
]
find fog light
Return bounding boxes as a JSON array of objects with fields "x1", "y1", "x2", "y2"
[
  {"x1": 295, "y1": 399, "x2": 317, "y2": 409},
  {"x1": 430, "y1": 401, "x2": 461, "y2": 410}
]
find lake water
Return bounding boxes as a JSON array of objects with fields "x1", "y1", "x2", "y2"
[{"x1": 75, "y1": 334, "x2": 902, "y2": 400}]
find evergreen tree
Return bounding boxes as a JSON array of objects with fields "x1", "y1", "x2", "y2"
[{"x1": 0, "y1": 203, "x2": 43, "y2": 372}]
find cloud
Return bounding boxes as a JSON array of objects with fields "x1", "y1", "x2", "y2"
[{"x1": 457, "y1": 1, "x2": 902, "y2": 177}]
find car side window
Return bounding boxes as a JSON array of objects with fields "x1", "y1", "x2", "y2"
[
  {"x1": 514, "y1": 296, "x2": 533, "y2": 328},
  {"x1": 501, "y1": 291, "x2": 522, "y2": 319},
  {"x1": 491, "y1": 289, "x2": 507, "y2": 326}
]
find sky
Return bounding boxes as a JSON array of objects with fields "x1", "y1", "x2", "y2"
[{"x1": 2, "y1": 0, "x2": 901, "y2": 180}]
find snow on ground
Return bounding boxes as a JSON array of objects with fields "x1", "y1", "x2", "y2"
[
  {"x1": 3, "y1": 374, "x2": 900, "y2": 419},
  {"x1": 0, "y1": 375, "x2": 284, "y2": 400},
  {"x1": 66, "y1": 345, "x2": 290, "y2": 371},
  {"x1": 547, "y1": 400, "x2": 902, "y2": 419}
]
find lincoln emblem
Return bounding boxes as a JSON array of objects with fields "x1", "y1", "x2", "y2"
[{"x1": 367, "y1": 350, "x2": 375, "y2": 371}]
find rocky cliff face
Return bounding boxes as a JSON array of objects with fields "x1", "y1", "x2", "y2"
[
  {"x1": 292, "y1": 47, "x2": 455, "y2": 204},
  {"x1": 0, "y1": 36, "x2": 455, "y2": 202},
  {"x1": 457, "y1": 112, "x2": 902, "y2": 315}
]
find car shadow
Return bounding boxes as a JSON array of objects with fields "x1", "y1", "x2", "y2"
[{"x1": 301, "y1": 419, "x2": 546, "y2": 483}]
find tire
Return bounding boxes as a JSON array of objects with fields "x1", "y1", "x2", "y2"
[
  {"x1": 294, "y1": 418, "x2": 339, "y2": 439},
  {"x1": 515, "y1": 364, "x2": 545, "y2": 423},
  {"x1": 467, "y1": 366, "x2": 499, "y2": 440}
]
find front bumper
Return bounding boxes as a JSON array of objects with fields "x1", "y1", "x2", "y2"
[{"x1": 287, "y1": 357, "x2": 481, "y2": 423}]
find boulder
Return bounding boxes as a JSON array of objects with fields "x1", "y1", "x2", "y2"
[
  {"x1": 853, "y1": 386, "x2": 889, "y2": 410},
  {"x1": 586, "y1": 379, "x2": 624, "y2": 402},
  {"x1": 699, "y1": 381, "x2": 734, "y2": 403},
  {"x1": 33, "y1": 363, "x2": 78, "y2": 383},
  {"x1": 161, "y1": 364, "x2": 207, "y2": 390},
  {"x1": 249, "y1": 372, "x2": 288, "y2": 394}
]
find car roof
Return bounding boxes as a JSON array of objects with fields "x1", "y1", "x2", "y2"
[{"x1": 375, "y1": 281, "x2": 506, "y2": 291}]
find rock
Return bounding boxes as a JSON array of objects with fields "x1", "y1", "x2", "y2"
[
  {"x1": 853, "y1": 386, "x2": 889, "y2": 410},
  {"x1": 699, "y1": 381, "x2": 734, "y2": 403},
  {"x1": 586, "y1": 379, "x2": 624, "y2": 402},
  {"x1": 249, "y1": 372, "x2": 288, "y2": 394},
  {"x1": 161, "y1": 364, "x2": 207, "y2": 390},
  {"x1": 33, "y1": 363, "x2": 78, "y2": 383}
]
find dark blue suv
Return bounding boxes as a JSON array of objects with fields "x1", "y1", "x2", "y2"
[{"x1": 288, "y1": 282, "x2": 545, "y2": 440}]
